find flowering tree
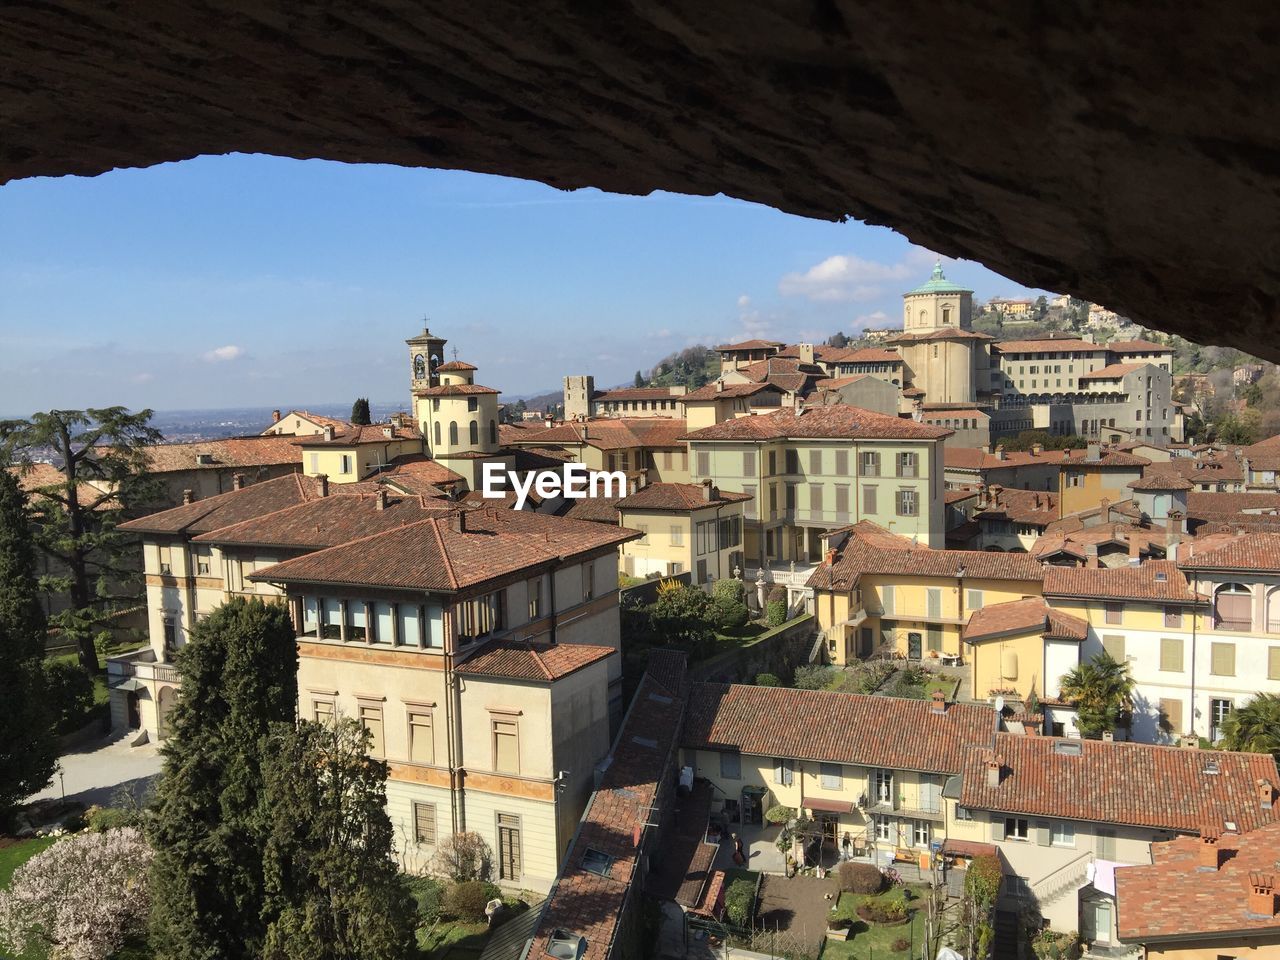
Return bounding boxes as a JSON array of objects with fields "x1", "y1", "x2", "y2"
[{"x1": 0, "y1": 827, "x2": 153, "y2": 960}]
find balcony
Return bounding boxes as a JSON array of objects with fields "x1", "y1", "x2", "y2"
[
  {"x1": 862, "y1": 793, "x2": 945, "y2": 823},
  {"x1": 106, "y1": 647, "x2": 181, "y2": 686},
  {"x1": 747, "y1": 561, "x2": 820, "y2": 589}
]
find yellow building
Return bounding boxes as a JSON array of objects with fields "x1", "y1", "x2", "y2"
[
  {"x1": 615, "y1": 481, "x2": 750, "y2": 584},
  {"x1": 680, "y1": 682, "x2": 993, "y2": 863},
  {"x1": 807, "y1": 525, "x2": 1045, "y2": 663},
  {"x1": 113, "y1": 478, "x2": 642, "y2": 894},
  {"x1": 684, "y1": 403, "x2": 953, "y2": 565},
  {"x1": 296, "y1": 422, "x2": 423, "y2": 484},
  {"x1": 680, "y1": 381, "x2": 786, "y2": 431},
  {"x1": 1058, "y1": 443, "x2": 1149, "y2": 515},
  {"x1": 412, "y1": 357, "x2": 507, "y2": 491},
  {"x1": 961, "y1": 597, "x2": 1087, "y2": 702},
  {"x1": 500, "y1": 417, "x2": 690, "y2": 489}
]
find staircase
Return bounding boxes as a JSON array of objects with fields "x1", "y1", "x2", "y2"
[{"x1": 1031, "y1": 851, "x2": 1094, "y2": 907}]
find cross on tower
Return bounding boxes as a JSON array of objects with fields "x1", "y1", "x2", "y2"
[{"x1": 452, "y1": 347, "x2": 459, "y2": 361}]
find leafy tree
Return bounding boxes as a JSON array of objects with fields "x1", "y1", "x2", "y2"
[
  {"x1": 710, "y1": 579, "x2": 749, "y2": 631},
  {"x1": 1058, "y1": 652, "x2": 1134, "y2": 739},
  {"x1": 0, "y1": 469, "x2": 57, "y2": 822},
  {"x1": 260, "y1": 718, "x2": 416, "y2": 960},
  {"x1": 1214, "y1": 412, "x2": 1258, "y2": 445},
  {"x1": 350, "y1": 398, "x2": 372, "y2": 425},
  {"x1": 432, "y1": 832, "x2": 493, "y2": 882},
  {"x1": 0, "y1": 408, "x2": 162, "y2": 673},
  {"x1": 961, "y1": 853, "x2": 1002, "y2": 959},
  {"x1": 148, "y1": 597, "x2": 298, "y2": 960},
  {"x1": 633, "y1": 370, "x2": 644, "y2": 388},
  {"x1": 793, "y1": 664, "x2": 834, "y2": 690},
  {"x1": 1218, "y1": 693, "x2": 1280, "y2": 758},
  {"x1": 0, "y1": 826, "x2": 154, "y2": 960},
  {"x1": 650, "y1": 583, "x2": 714, "y2": 650},
  {"x1": 754, "y1": 673, "x2": 780, "y2": 687},
  {"x1": 44, "y1": 658, "x2": 95, "y2": 733},
  {"x1": 724, "y1": 878, "x2": 755, "y2": 928},
  {"x1": 443, "y1": 880, "x2": 502, "y2": 923},
  {"x1": 827, "y1": 332, "x2": 849, "y2": 349}
]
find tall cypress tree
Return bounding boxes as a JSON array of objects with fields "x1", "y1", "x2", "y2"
[
  {"x1": 260, "y1": 719, "x2": 416, "y2": 960},
  {"x1": 0, "y1": 469, "x2": 58, "y2": 823},
  {"x1": 147, "y1": 597, "x2": 298, "y2": 960},
  {"x1": 349, "y1": 398, "x2": 371, "y2": 426}
]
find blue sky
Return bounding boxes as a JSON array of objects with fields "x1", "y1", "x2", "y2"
[{"x1": 0, "y1": 154, "x2": 1046, "y2": 413}]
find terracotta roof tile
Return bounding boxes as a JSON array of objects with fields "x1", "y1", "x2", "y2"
[
  {"x1": 1043, "y1": 561, "x2": 1203, "y2": 602},
  {"x1": 373, "y1": 453, "x2": 467, "y2": 487},
  {"x1": 248, "y1": 508, "x2": 641, "y2": 593},
  {"x1": 617, "y1": 482, "x2": 751, "y2": 512},
  {"x1": 716, "y1": 339, "x2": 784, "y2": 351},
  {"x1": 1079, "y1": 362, "x2": 1145, "y2": 379},
  {"x1": 436, "y1": 360, "x2": 477, "y2": 371},
  {"x1": 412, "y1": 383, "x2": 500, "y2": 397},
  {"x1": 1180, "y1": 532, "x2": 1280, "y2": 572},
  {"x1": 553, "y1": 495, "x2": 624, "y2": 525},
  {"x1": 1146, "y1": 453, "x2": 1245, "y2": 483},
  {"x1": 1187, "y1": 491, "x2": 1280, "y2": 516},
  {"x1": 505, "y1": 418, "x2": 687, "y2": 452},
  {"x1": 991, "y1": 338, "x2": 1104, "y2": 353},
  {"x1": 683, "y1": 405, "x2": 950, "y2": 442},
  {"x1": 1129, "y1": 474, "x2": 1194, "y2": 490},
  {"x1": 958, "y1": 734, "x2": 1280, "y2": 834},
  {"x1": 1115, "y1": 820, "x2": 1280, "y2": 942},
  {"x1": 888, "y1": 328, "x2": 994, "y2": 343},
  {"x1": 681, "y1": 683, "x2": 994, "y2": 774},
  {"x1": 682, "y1": 381, "x2": 782, "y2": 402},
  {"x1": 292, "y1": 423, "x2": 420, "y2": 446},
  {"x1": 455, "y1": 640, "x2": 615, "y2": 682},
  {"x1": 135, "y1": 434, "x2": 303, "y2": 472},
  {"x1": 118, "y1": 474, "x2": 355, "y2": 536},
  {"x1": 809, "y1": 540, "x2": 1044, "y2": 592},
  {"x1": 1106, "y1": 339, "x2": 1174, "y2": 353},
  {"x1": 963, "y1": 598, "x2": 1052, "y2": 643}
]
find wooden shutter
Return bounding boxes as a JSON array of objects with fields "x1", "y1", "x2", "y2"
[
  {"x1": 1211, "y1": 642, "x2": 1236, "y2": 676},
  {"x1": 409, "y1": 710, "x2": 434, "y2": 765},
  {"x1": 1269, "y1": 646, "x2": 1280, "y2": 681},
  {"x1": 493, "y1": 719, "x2": 519, "y2": 774},
  {"x1": 359, "y1": 703, "x2": 384, "y2": 758},
  {"x1": 1035, "y1": 820, "x2": 1051, "y2": 847},
  {"x1": 1159, "y1": 698, "x2": 1182, "y2": 734},
  {"x1": 991, "y1": 818, "x2": 1005, "y2": 841},
  {"x1": 1102, "y1": 635, "x2": 1125, "y2": 662},
  {"x1": 1160, "y1": 637, "x2": 1183, "y2": 672}
]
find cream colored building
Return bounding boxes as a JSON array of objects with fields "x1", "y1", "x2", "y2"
[
  {"x1": 615, "y1": 481, "x2": 750, "y2": 584},
  {"x1": 112, "y1": 477, "x2": 641, "y2": 894},
  {"x1": 684, "y1": 404, "x2": 953, "y2": 565},
  {"x1": 297, "y1": 422, "x2": 423, "y2": 485}
]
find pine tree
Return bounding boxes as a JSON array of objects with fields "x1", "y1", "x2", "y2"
[
  {"x1": 633, "y1": 370, "x2": 644, "y2": 388},
  {"x1": 0, "y1": 408, "x2": 162, "y2": 674},
  {"x1": 148, "y1": 597, "x2": 298, "y2": 960},
  {"x1": 260, "y1": 719, "x2": 416, "y2": 960},
  {"x1": 0, "y1": 469, "x2": 58, "y2": 823},
  {"x1": 350, "y1": 398, "x2": 372, "y2": 425}
]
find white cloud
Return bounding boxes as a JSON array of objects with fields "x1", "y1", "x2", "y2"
[
  {"x1": 737, "y1": 294, "x2": 751, "y2": 308},
  {"x1": 778, "y1": 246, "x2": 945, "y2": 303},
  {"x1": 130, "y1": 372, "x2": 155, "y2": 383},
  {"x1": 854, "y1": 310, "x2": 890, "y2": 330},
  {"x1": 203, "y1": 345, "x2": 245, "y2": 362}
]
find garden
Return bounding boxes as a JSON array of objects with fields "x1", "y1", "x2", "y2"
[{"x1": 789, "y1": 662, "x2": 958, "y2": 702}]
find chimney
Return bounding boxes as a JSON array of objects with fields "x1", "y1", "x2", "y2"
[
  {"x1": 1087, "y1": 441, "x2": 1101, "y2": 462},
  {"x1": 232, "y1": 473, "x2": 246, "y2": 491},
  {"x1": 825, "y1": 548, "x2": 837, "y2": 567},
  {"x1": 375, "y1": 488, "x2": 389, "y2": 511},
  {"x1": 1101, "y1": 730, "x2": 1114, "y2": 742},
  {"x1": 182, "y1": 489, "x2": 194, "y2": 505},
  {"x1": 1260, "y1": 778, "x2": 1276, "y2": 810},
  {"x1": 1084, "y1": 543, "x2": 1099, "y2": 568},
  {"x1": 1179, "y1": 733, "x2": 1199, "y2": 749},
  {"x1": 451, "y1": 510, "x2": 466, "y2": 533},
  {"x1": 994, "y1": 444, "x2": 1006, "y2": 461},
  {"x1": 1100, "y1": 497, "x2": 1111, "y2": 523},
  {"x1": 544, "y1": 413, "x2": 554, "y2": 429},
  {"x1": 1022, "y1": 714, "x2": 1041, "y2": 736},
  {"x1": 1128, "y1": 535, "x2": 1141, "y2": 564},
  {"x1": 1198, "y1": 827, "x2": 1223, "y2": 870},
  {"x1": 1248, "y1": 872, "x2": 1278, "y2": 918},
  {"x1": 798, "y1": 343, "x2": 815, "y2": 365},
  {"x1": 930, "y1": 689, "x2": 947, "y2": 715},
  {"x1": 715, "y1": 379, "x2": 724, "y2": 393},
  {"x1": 272, "y1": 409, "x2": 282, "y2": 423},
  {"x1": 383, "y1": 425, "x2": 394, "y2": 439},
  {"x1": 1031, "y1": 443, "x2": 1044, "y2": 456},
  {"x1": 318, "y1": 474, "x2": 329, "y2": 497},
  {"x1": 984, "y1": 756, "x2": 1003, "y2": 789},
  {"x1": 323, "y1": 424, "x2": 335, "y2": 442}
]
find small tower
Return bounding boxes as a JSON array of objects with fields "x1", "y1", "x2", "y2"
[
  {"x1": 413, "y1": 355, "x2": 504, "y2": 490},
  {"x1": 406, "y1": 325, "x2": 447, "y2": 390},
  {"x1": 563, "y1": 375, "x2": 595, "y2": 421}
]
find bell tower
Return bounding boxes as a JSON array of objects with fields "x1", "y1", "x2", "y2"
[{"x1": 406, "y1": 324, "x2": 447, "y2": 390}]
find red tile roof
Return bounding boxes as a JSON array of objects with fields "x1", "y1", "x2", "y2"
[
  {"x1": 683, "y1": 405, "x2": 950, "y2": 442},
  {"x1": 682, "y1": 683, "x2": 994, "y2": 774},
  {"x1": 809, "y1": 540, "x2": 1044, "y2": 591},
  {"x1": 1187, "y1": 491, "x2": 1280, "y2": 516},
  {"x1": 504, "y1": 418, "x2": 688, "y2": 451},
  {"x1": 436, "y1": 360, "x2": 477, "y2": 371},
  {"x1": 958, "y1": 734, "x2": 1280, "y2": 834},
  {"x1": 292, "y1": 423, "x2": 420, "y2": 446},
  {"x1": 1129, "y1": 474, "x2": 1194, "y2": 490},
  {"x1": 118, "y1": 474, "x2": 358, "y2": 536},
  {"x1": 888, "y1": 328, "x2": 993, "y2": 343},
  {"x1": 248, "y1": 507, "x2": 641, "y2": 593},
  {"x1": 945, "y1": 446, "x2": 1149, "y2": 471},
  {"x1": 1115, "y1": 821, "x2": 1280, "y2": 943},
  {"x1": 1107, "y1": 339, "x2": 1174, "y2": 354},
  {"x1": 1180, "y1": 532, "x2": 1280, "y2": 573},
  {"x1": 617, "y1": 482, "x2": 751, "y2": 512},
  {"x1": 1146, "y1": 453, "x2": 1245, "y2": 483},
  {"x1": 189, "y1": 489, "x2": 455, "y2": 548},
  {"x1": 1043, "y1": 561, "x2": 1203, "y2": 602},
  {"x1": 974, "y1": 488, "x2": 1060, "y2": 525},
  {"x1": 455, "y1": 640, "x2": 615, "y2": 682},
  {"x1": 373, "y1": 453, "x2": 467, "y2": 487},
  {"x1": 260, "y1": 409, "x2": 352, "y2": 434},
  {"x1": 135, "y1": 434, "x2": 304, "y2": 472},
  {"x1": 777, "y1": 344, "x2": 848, "y2": 362},
  {"x1": 529, "y1": 653, "x2": 689, "y2": 960},
  {"x1": 682, "y1": 381, "x2": 782, "y2": 402},
  {"x1": 716, "y1": 339, "x2": 784, "y2": 351},
  {"x1": 1079, "y1": 362, "x2": 1145, "y2": 380},
  {"x1": 409, "y1": 383, "x2": 499, "y2": 397},
  {"x1": 553, "y1": 494, "x2": 624, "y2": 525},
  {"x1": 829, "y1": 347, "x2": 903, "y2": 363}
]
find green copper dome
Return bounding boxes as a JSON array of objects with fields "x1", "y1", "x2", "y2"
[{"x1": 908, "y1": 261, "x2": 971, "y2": 295}]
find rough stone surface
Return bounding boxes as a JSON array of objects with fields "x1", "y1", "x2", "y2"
[{"x1": 3, "y1": 3, "x2": 1279, "y2": 356}]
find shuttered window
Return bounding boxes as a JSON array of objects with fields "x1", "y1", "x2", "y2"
[
  {"x1": 492, "y1": 719, "x2": 519, "y2": 774},
  {"x1": 773, "y1": 758, "x2": 794, "y2": 786},
  {"x1": 413, "y1": 802, "x2": 437, "y2": 845},
  {"x1": 359, "y1": 703, "x2": 384, "y2": 758},
  {"x1": 312, "y1": 699, "x2": 334, "y2": 725},
  {"x1": 409, "y1": 710, "x2": 434, "y2": 765},
  {"x1": 834, "y1": 484, "x2": 850, "y2": 518},
  {"x1": 1159, "y1": 698, "x2": 1182, "y2": 734},
  {"x1": 860, "y1": 452, "x2": 880, "y2": 477},
  {"x1": 1210, "y1": 641, "x2": 1236, "y2": 677},
  {"x1": 835, "y1": 450, "x2": 849, "y2": 475},
  {"x1": 1270, "y1": 646, "x2": 1280, "y2": 681},
  {"x1": 1102, "y1": 635, "x2": 1125, "y2": 663},
  {"x1": 863, "y1": 485, "x2": 878, "y2": 514},
  {"x1": 809, "y1": 450, "x2": 822, "y2": 474},
  {"x1": 1159, "y1": 637, "x2": 1183, "y2": 672}
]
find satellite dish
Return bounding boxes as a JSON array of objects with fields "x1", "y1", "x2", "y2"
[{"x1": 993, "y1": 696, "x2": 1006, "y2": 714}]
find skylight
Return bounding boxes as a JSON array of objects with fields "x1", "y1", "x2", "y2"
[{"x1": 582, "y1": 848, "x2": 613, "y2": 876}]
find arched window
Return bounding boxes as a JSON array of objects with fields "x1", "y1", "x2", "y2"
[
  {"x1": 1214, "y1": 583, "x2": 1252, "y2": 632},
  {"x1": 489, "y1": 419, "x2": 497, "y2": 444},
  {"x1": 469, "y1": 421, "x2": 478, "y2": 445},
  {"x1": 942, "y1": 306, "x2": 952, "y2": 325},
  {"x1": 433, "y1": 421, "x2": 441, "y2": 447},
  {"x1": 919, "y1": 310, "x2": 927, "y2": 328},
  {"x1": 1266, "y1": 587, "x2": 1280, "y2": 634},
  {"x1": 449, "y1": 422, "x2": 458, "y2": 445}
]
